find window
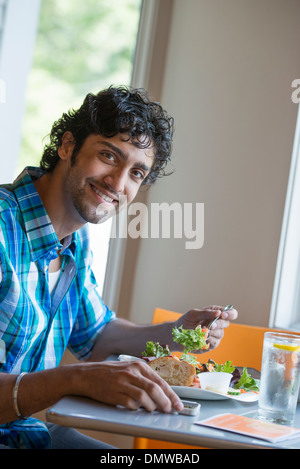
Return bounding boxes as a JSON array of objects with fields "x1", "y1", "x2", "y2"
[
  {"x1": 270, "y1": 104, "x2": 300, "y2": 331},
  {"x1": 0, "y1": 1, "x2": 7, "y2": 103},
  {"x1": 0, "y1": 0, "x2": 40, "y2": 184},
  {"x1": 18, "y1": 0, "x2": 142, "y2": 296}
]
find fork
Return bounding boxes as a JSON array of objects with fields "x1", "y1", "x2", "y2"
[{"x1": 207, "y1": 304, "x2": 233, "y2": 332}]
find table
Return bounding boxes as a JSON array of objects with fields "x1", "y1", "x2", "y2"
[{"x1": 46, "y1": 394, "x2": 300, "y2": 449}]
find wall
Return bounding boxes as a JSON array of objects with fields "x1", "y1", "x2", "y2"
[{"x1": 117, "y1": 0, "x2": 300, "y2": 327}]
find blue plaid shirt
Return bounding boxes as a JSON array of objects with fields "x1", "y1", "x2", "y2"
[{"x1": 0, "y1": 167, "x2": 116, "y2": 448}]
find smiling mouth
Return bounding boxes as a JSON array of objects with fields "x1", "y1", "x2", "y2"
[{"x1": 90, "y1": 184, "x2": 117, "y2": 204}]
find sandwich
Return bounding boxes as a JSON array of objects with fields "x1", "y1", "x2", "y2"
[
  {"x1": 141, "y1": 325, "x2": 208, "y2": 386},
  {"x1": 148, "y1": 356, "x2": 196, "y2": 387}
]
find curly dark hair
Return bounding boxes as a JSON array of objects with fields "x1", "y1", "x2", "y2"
[{"x1": 40, "y1": 86, "x2": 174, "y2": 185}]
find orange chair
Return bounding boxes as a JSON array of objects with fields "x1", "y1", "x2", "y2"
[{"x1": 133, "y1": 307, "x2": 299, "y2": 449}]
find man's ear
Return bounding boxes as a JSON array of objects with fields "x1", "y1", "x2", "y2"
[{"x1": 58, "y1": 131, "x2": 75, "y2": 161}]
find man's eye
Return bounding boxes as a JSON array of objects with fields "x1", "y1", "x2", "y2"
[
  {"x1": 103, "y1": 152, "x2": 114, "y2": 160},
  {"x1": 99, "y1": 152, "x2": 116, "y2": 163},
  {"x1": 132, "y1": 170, "x2": 144, "y2": 180}
]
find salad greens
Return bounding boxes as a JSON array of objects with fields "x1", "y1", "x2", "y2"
[
  {"x1": 181, "y1": 351, "x2": 200, "y2": 366},
  {"x1": 203, "y1": 360, "x2": 259, "y2": 392},
  {"x1": 172, "y1": 325, "x2": 209, "y2": 365},
  {"x1": 172, "y1": 325, "x2": 209, "y2": 352},
  {"x1": 214, "y1": 360, "x2": 235, "y2": 374},
  {"x1": 233, "y1": 367, "x2": 259, "y2": 392},
  {"x1": 141, "y1": 326, "x2": 260, "y2": 393},
  {"x1": 141, "y1": 325, "x2": 209, "y2": 365},
  {"x1": 142, "y1": 341, "x2": 171, "y2": 358}
]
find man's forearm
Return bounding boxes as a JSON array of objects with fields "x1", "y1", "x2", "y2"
[
  {"x1": 0, "y1": 365, "x2": 80, "y2": 424},
  {"x1": 88, "y1": 305, "x2": 239, "y2": 361},
  {"x1": 89, "y1": 318, "x2": 175, "y2": 361},
  {"x1": 0, "y1": 320, "x2": 178, "y2": 424},
  {"x1": 0, "y1": 358, "x2": 184, "y2": 425}
]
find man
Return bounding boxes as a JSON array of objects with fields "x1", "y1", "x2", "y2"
[{"x1": 0, "y1": 86, "x2": 237, "y2": 449}]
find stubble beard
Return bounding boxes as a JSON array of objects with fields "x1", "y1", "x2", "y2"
[{"x1": 64, "y1": 169, "x2": 117, "y2": 225}]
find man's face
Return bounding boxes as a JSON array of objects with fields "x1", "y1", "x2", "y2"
[{"x1": 61, "y1": 133, "x2": 154, "y2": 225}]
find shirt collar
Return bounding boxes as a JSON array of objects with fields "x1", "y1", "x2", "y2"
[{"x1": 12, "y1": 167, "x2": 75, "y2": 262}]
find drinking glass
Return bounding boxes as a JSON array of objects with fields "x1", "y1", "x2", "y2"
[{"x1": 258, "y1": 331, "x2": 300, "y2": 425}]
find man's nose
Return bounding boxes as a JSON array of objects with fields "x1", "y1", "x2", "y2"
[{"x1": 103, "y1": 168, "x2": 127, "y2": 194}]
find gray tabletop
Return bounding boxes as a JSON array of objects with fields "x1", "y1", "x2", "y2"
[{"x1": 46, "y1": 394, "x2": 300, "y2": 449}]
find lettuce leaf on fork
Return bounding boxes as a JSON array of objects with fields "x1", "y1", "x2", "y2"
[{"x1": 172, "y1": 325, "x2": 209, "y2": 352}]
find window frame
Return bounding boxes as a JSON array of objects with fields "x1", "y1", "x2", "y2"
[{"x1": 269, "y1": 104, "x2": 300, "y2": 331}]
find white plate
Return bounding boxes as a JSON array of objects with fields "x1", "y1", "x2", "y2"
[
  {"x1": 118, "y1": 354, "x2": 144, "y2": 362},
  {"x1": 118, "y1": 355, "x2": 259, "y2": 402},
  {"x1": 172, "y1": 386, "x2": 259, "y2": 402}
]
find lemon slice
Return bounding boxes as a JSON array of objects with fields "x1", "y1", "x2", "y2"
[{"x1": 273, "y1": 343, "x2": 300, "y2": 352}]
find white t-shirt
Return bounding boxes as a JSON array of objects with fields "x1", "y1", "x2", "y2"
[{"x1": 49, "y1": 269, "x2": 61, "y2": 295}]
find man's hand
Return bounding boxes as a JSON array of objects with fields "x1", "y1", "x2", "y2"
[
  {"x1": 77, "y1": 360, "x2": 184, "y2": 413},
  {"x1": 173, "y1": 305, "x2": 238, "y2": 351}
]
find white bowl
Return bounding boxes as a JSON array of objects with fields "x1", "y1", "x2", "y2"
[{"x1": 198, "y1": 372, "x2": 232, "y2": 394}]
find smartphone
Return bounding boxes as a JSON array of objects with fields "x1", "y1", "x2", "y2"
[{"x1": 177, "y1": 400, "x2": 201, "y2": 416}]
